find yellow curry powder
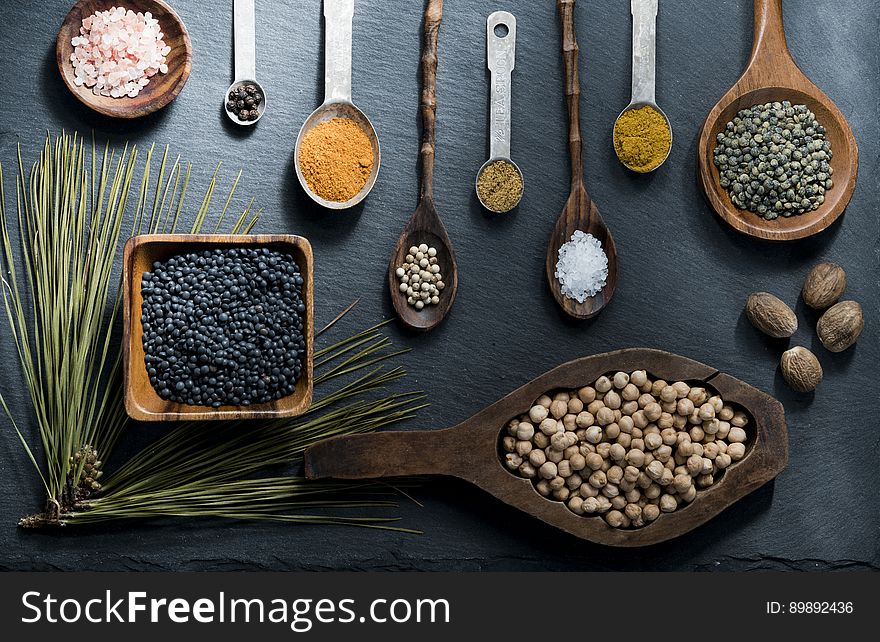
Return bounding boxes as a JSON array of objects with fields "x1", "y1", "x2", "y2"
[
  {"x1": 613, "y1": 105, "x2": 672, "y2": 172},
  {"x1": 298, "y1": 118, "x2": 374, "y2": 202}
]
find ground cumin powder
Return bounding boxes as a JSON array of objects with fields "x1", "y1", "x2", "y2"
[
  {"x1": 613, "y1": 105, "x2": 671, "y2": 172},
  {"x1": 298, "y1": 118, "x2": 374, "y2": 202}
]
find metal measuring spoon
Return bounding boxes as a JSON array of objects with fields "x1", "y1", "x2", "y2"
[
  {"x1": 224, "y1": 0, "x2": 266, "y2": 126},
  {"x1": 613, "y1": 0, "x2": 672, "y2": 172},
  {"x1": 476, "y1": 11, "x2": 523, "y2": 213},
  {"x1": 294, "y1": 0, "x2": 380, "y2": 210}
]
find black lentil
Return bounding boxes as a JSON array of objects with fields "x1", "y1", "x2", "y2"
[
  {"x1": 140, "y1": 247, "x2": 306, "y2": 408},
  {"x1": 713, "y1": 101, "x2": 833, "y2": 220}
]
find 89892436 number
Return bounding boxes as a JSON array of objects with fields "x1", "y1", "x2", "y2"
[{"x1": 788, "y1": 602, "x2": 853, "y2": 614}]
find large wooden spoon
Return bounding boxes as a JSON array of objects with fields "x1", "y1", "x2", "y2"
[
  {"x1": 545, "y1": 0, "x2": 618, "y2": 320},
  {"x1": 387, "y1": 0, "x2": 458, "y2": 332},
  {"x1": 305, "y1": 348, "x2": 788, "y2": 547},
  {"x1": 698, "y1": 0, "x2": 858, "y2": 241}
]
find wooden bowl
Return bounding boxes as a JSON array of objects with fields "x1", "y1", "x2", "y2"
[
  {"x1": 123, "y1": 234, "x2": 314, "y2": 422},
  {"x1": 56, "y1": 0, "x2": 193, "y2": 118}
]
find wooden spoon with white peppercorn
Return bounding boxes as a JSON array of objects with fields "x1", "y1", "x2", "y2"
[
  {"x1": 698, "y1": 0, "x2": 858, "y2": 241},
  {"x1": 305, "y1": 348, "x2": 788, "y2": 547},
  {"x1": 388, "y1": 0, "x2": 458, "y2": 332},
  {"x1": 546, "y1": 0, "x2": 618, "y2": 320}
]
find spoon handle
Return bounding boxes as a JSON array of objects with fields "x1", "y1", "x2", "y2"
[
  {"x1": 304, "y1": 429, "x2": 464, "y2": 480},
  {"x1": 487, "y1": 12, "x2": 517, "y2": 161},
  {"x1": 233, "y1": 0, "x2": 257, "y2": 82},
  {"x1": 749, "y1": 0, "x2": 793, "y2": 68},
  {"x1": 557, "y1": 0, "x2": 583, "y2": 190},
  {"x1": 323, "y1": 0, "x2": 355, "y2": 104},
  {"x1": 630, "y1": 0, "x2": 658, "y2": 105},
  {"x1": 419, "y1": 0, "x2": 443, "y2": 202}
]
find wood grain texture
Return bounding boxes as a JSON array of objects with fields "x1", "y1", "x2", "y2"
[
  {"x1": 387, "y1": 0, "x2": 458, "y2": 332},
  {"x1": 56, "y1": 0, "x2": 192, "y2": 119},
  {"x1": 305, "y1": 348, "x2": 789, "y2": 547},
  {"x1": 123, "y1": 234, "x2": 314, "y2": 422},
  {"x1": 545, "y1": 0, "x2": 618, "y2": 320},
  {"x1": 697, "y1": 0, "x2": 858, "y2": 241}
]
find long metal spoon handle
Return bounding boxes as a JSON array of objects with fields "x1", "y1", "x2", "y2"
[
  {"x1": 630, "y1": 0, "x2": 658, "y2": 105},
  {"x1": 487, "y1": 12, "x2": 516, "y2": 161},
  {"x1": 233, "y1": 0, "x2": 257, "y2": 81},
  {"x1": 324, "y1": 0, "x2": 354, "y2": 104}
]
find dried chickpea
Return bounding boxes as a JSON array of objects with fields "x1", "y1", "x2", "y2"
[
  {"x1": 703, "y1": 442, "x2": 720, "y2": 460},
  {"x1": 716, "y1": 421, "x2": 731, "y2": 440},
  {"x1": 595, "y1": 376, "x2": 613, "y2": 393},
  {"x1": 646, "y1": 460, "x2": 665, "y2": 481},
  {"x1": 519, "y1": 462, "x2": 537, "y2": 479},
  {"x1": 718, "y1": 405, "x2": 734, "y2": 421},
  {"x1": 605, "y1": 423, "x2": 621, "y2": 440},
  {"x1": 502, "y1": 436, "x2": 516, "y2": 453},
  {"x1": 585, "y1": 452, "x2": 604, "y2": 470},
  {"x1": 552, "y1": 487, "x2": 570, "y2": 501},
  {"x1": 539, "y1": 417, "x2": 558, "y2": 436},
  {"x1": 533, "y1": 432, "x2": 550, "y2": 449},
  {"x1": 624, "y1": 503, "x2": 642, "y2": 521},
  {"x1": 686, "y1": 454, "x2": 703, "y2": 476},
  {"x1": 553, "y1": 391, "x2": 571, "y2": 403},
  {"x1": 605, "y1": 510, "x2": 625, "y2": 527},
  {"x1": 644, "y1": 432, "x2": 663, "y2": 451},
  {"x1": 637, "y1": 472, "x2": 653, "y2": 490},
  {"x1": 626, "y1": 449, "x2": 646, "y2": 468},
  {"x1": 568, "y1": 496, "x2": 585, "y2": 515},
  {"x1": 607, "y1": 465, "x2": 624, "y2": 484},
  {"x1": 658, "y1": 413, "x2": 674, "y2": 430},
  {"x1": 578, "y1": 386, "x2": 597, "y2": 404},
  {"x1": 562, "y1": 414, "x2": 577, "y2": 432},
  {"x1": 621, "y1": 400, "x2": 639, "y2": 416},
  {"x1": 580, "y1": 482, "x2": 599, "y2": 498},
  {"x1": 529, "y1": 449, "x2": 546, "y2": 467},
  {"x1": 643, "y1": 504, "x2": 660, "y2": 522},
  {"x1": 700, "y1": 457, "x2": 714, "y2": 475},
  {"x1": 625, "y1": 488, "x2": 642, "y2": 504},
  {"x1": 660, "y1": 385, "x2": 677, "y2": 403},
  {"x1": 688, "y1": 387, "x2": 708, "y2": 405},
  {"x1": 618, "y1": 416, "x2": 635, "y2": 434},
  {"x1": 632, "y1": 410, "x2": 648, "y2": 429},
  {"x1": 609, "y1": 443, "x2": 627, "y2": 462},
  {"x1": 676, "y1": 398, "x2": 695, "y2": 417},
  {"x1": 659, "y1": 494, "x2": 678, "y2": 513},
  {"x1": 673, "y1": 473, "x2": 692, "y2": 493},
  {"x1": 582, "y1": 497, "x2": 600, "y2": 513},
  {"x1": 536, "y1": 479, "x2": 551, "y2": 497},
  {"x1": 654, "y1": 445, "x2": 672, "y2": 463},
  {"x1": 596, "y1": 442, "x2": 612, "y2": 459},
  {"x1": 613, "y1": 372, "x2": 630, "y2": 389},
  {"x1": 587, "y1": 400, "x2": 604, "y2": 416},
  {"x1": 728, "y1": 427, "x2": 748, "y2": 443},
  {"x1": 672, "y1": 414, "x2": 688, "y2": 430},
  {"x1": 563, "y1": 445, "x2": 580, "y2": 460},
  {"x1": 709, "y1": 396, "x2": 723, "y2": 413},
  {"x1": 610, "y1": 495, "x2": 627, "y2": 510},
  {"x1": 638, "y1": 393, "x2": 655, "y2": 409},
  {"x1": 549, "y1": 475, "x2": 566, "y2": 490},
  {"x1": 528, "y1": 405, "x2": 549, "y2": 424},
  {"x1": 516, "y1": 440, "x2": 532, "y2": 456},
  {"x1": 515, "y1": 422, "x2": 535, "y2": 441},
  {"x1": 696, "y1": 473, "x2": 714, "y2": 489},
  {"x1": 536, "y1": 395, "x2": 552, "y2": 408},
  {"x1": 727, "y1": 442, "x2": 746, "y2": 461},
  {"x1": 550, "y1": 400, "x2": 568, "y2": 419},
  {"x1": 715, "y1": 453, "x2": 732, "y2": 470},
  {"x1": 505, "y1": 453, "x2": 523, "y2": 470},
  {"x1": 589, "y1": 471, "x2": 607, "y2": 488},
  {"x1": 569, "y1": 453, "x2": 586, "y2": 471},
  {"x1": 661, "y1": 428, "x2": 678, "y2": 446},
  {"x1": 651, "y1": 380, "x2": 668, "y2": 397},
  {"x1": 567, "y1": 397, "x2": 584, "y2": 415},
  {"x1": 596, "y1": 407, "x2": 615, "y2": 426},
  {"x1": 689, "y1": 425, "x2": 705, "y2": 442},
  {"x1": 621, "y1": 383, "x2": 640, "y2": 402},
  {"x1": 616, "y1": 432, "x2": 632, "y2": 449},
  {"x1": 557, "y1": 460, "x2": 572, "y2": 478},
  {"x1": 681, "y1": 485, "x2": 697, "y2": 503},
  {"x1": 645, "y1": 483, "x2": 662, "y2": 500},
  {"x1": 575, "y1": 411, "x2": 595, "y2": 429},
  {"x1": 661, "y1": 400, "x2": 678, "y2": 414},
  {"x1": 630, "y1": 438, "x2": 645, "y2": 452},
  {"x1": 539, "y1": 461, "x2": 558, "y2": 479},
  {"x1": 672, "y1": 381, "x2": 690, "y2": 398},
  {"x1": 584, "y1": 425, "x2": 603, "y2": 444},
  {"x1": 566, "y1": 473, "x2": 583, "y2": 490},
  {"x1": 604, "y1": 390, "x2": 622, "y2": 410},
  {"x1": 630, "y1": 370, "x2": 648, "y2": 387},
  {"x1": 619, "y1": 479, "x2": 636, "y2": 493}
]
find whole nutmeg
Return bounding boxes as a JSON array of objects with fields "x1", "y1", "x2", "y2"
[
  {"x1": 802, "y1": 262, "x2": 846, "y2": 310},
  {"x1": 745, "y1": 292, "x2": 798, "y2": 338},
  {"x1": 817, "y1": 301, "x2": 864, "y2": 353},
  {"x1": 780, "y1": 346, "x2": 823, "y2": 392}
]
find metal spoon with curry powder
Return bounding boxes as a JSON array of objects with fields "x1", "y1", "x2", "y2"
[
  {"x1": 613, "y1": 0, "x2": 672, "y2": 173},
  {"x1": 294, "y1": 0, "x2": 380, "y2": 209}
]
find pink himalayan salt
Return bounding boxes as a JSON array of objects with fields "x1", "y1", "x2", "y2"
[{"x1": 70, "y1": 6, "x2": 170, "y2": 99}]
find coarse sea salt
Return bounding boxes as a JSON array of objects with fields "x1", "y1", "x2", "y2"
[
  {"x1": 69, "y1": 6, "x2": 170, "y2": 99},
  {"x1": 554, "y1": 230, "x2": 608, "y2": 302}
]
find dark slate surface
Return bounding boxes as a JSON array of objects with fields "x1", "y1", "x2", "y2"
[{"x1": 0, "y1": 0, "x2": 877, "y2": 571}]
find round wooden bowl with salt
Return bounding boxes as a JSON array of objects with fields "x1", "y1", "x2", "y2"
[{"x1": 56, "y1": 0, "x2": 192, "y2": 118}]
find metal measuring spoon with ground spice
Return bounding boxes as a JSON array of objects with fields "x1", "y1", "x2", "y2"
[
  {"x1": 476, "y1": 11, "x2": 523, "y2": 213},
  {"x1": 613, "y1": 0, "x2": 672, "y2": 172},
  {"x1": 294, "y1": 0, "x2": 379, "y2": 209}
]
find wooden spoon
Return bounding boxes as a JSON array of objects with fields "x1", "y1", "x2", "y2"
[
  {"x1": 56, "y1": 0, "x2": 192, "y2": 119},
  {"x1": 697, "y1": 0, "x2": 858, "y2": 241},
  {"x1": 388, "y1": 0, "x2": 458, "y2": 331},
  {"x1": 545, "y1": 0, "x2": 618, "y2": 320},
  {"x1": 305, "y1": 348, "x2": 788, "y2": 547}
]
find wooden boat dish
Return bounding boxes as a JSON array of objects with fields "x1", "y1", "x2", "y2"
[
  {"x1": 698, "y1": 0, "x2": 858, "y2": 241},
  {"x1": 305, "y1": 349, "x2": 788, "y2": 547},
  {"x1": 123, "y1": 234, "x2": 314, "y2": 422},
  {"x1": 56, "y1": 0, "x2": 193, "y2": 119}
]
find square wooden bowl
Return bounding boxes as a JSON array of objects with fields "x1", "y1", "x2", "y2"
[{"x1": 123, "y1": 234, "x2": 314, "y2": 422}]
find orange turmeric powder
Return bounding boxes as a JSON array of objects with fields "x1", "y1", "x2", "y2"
[{"x1": 298, "y1": 118, "x2": 374, "y2": 202}]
